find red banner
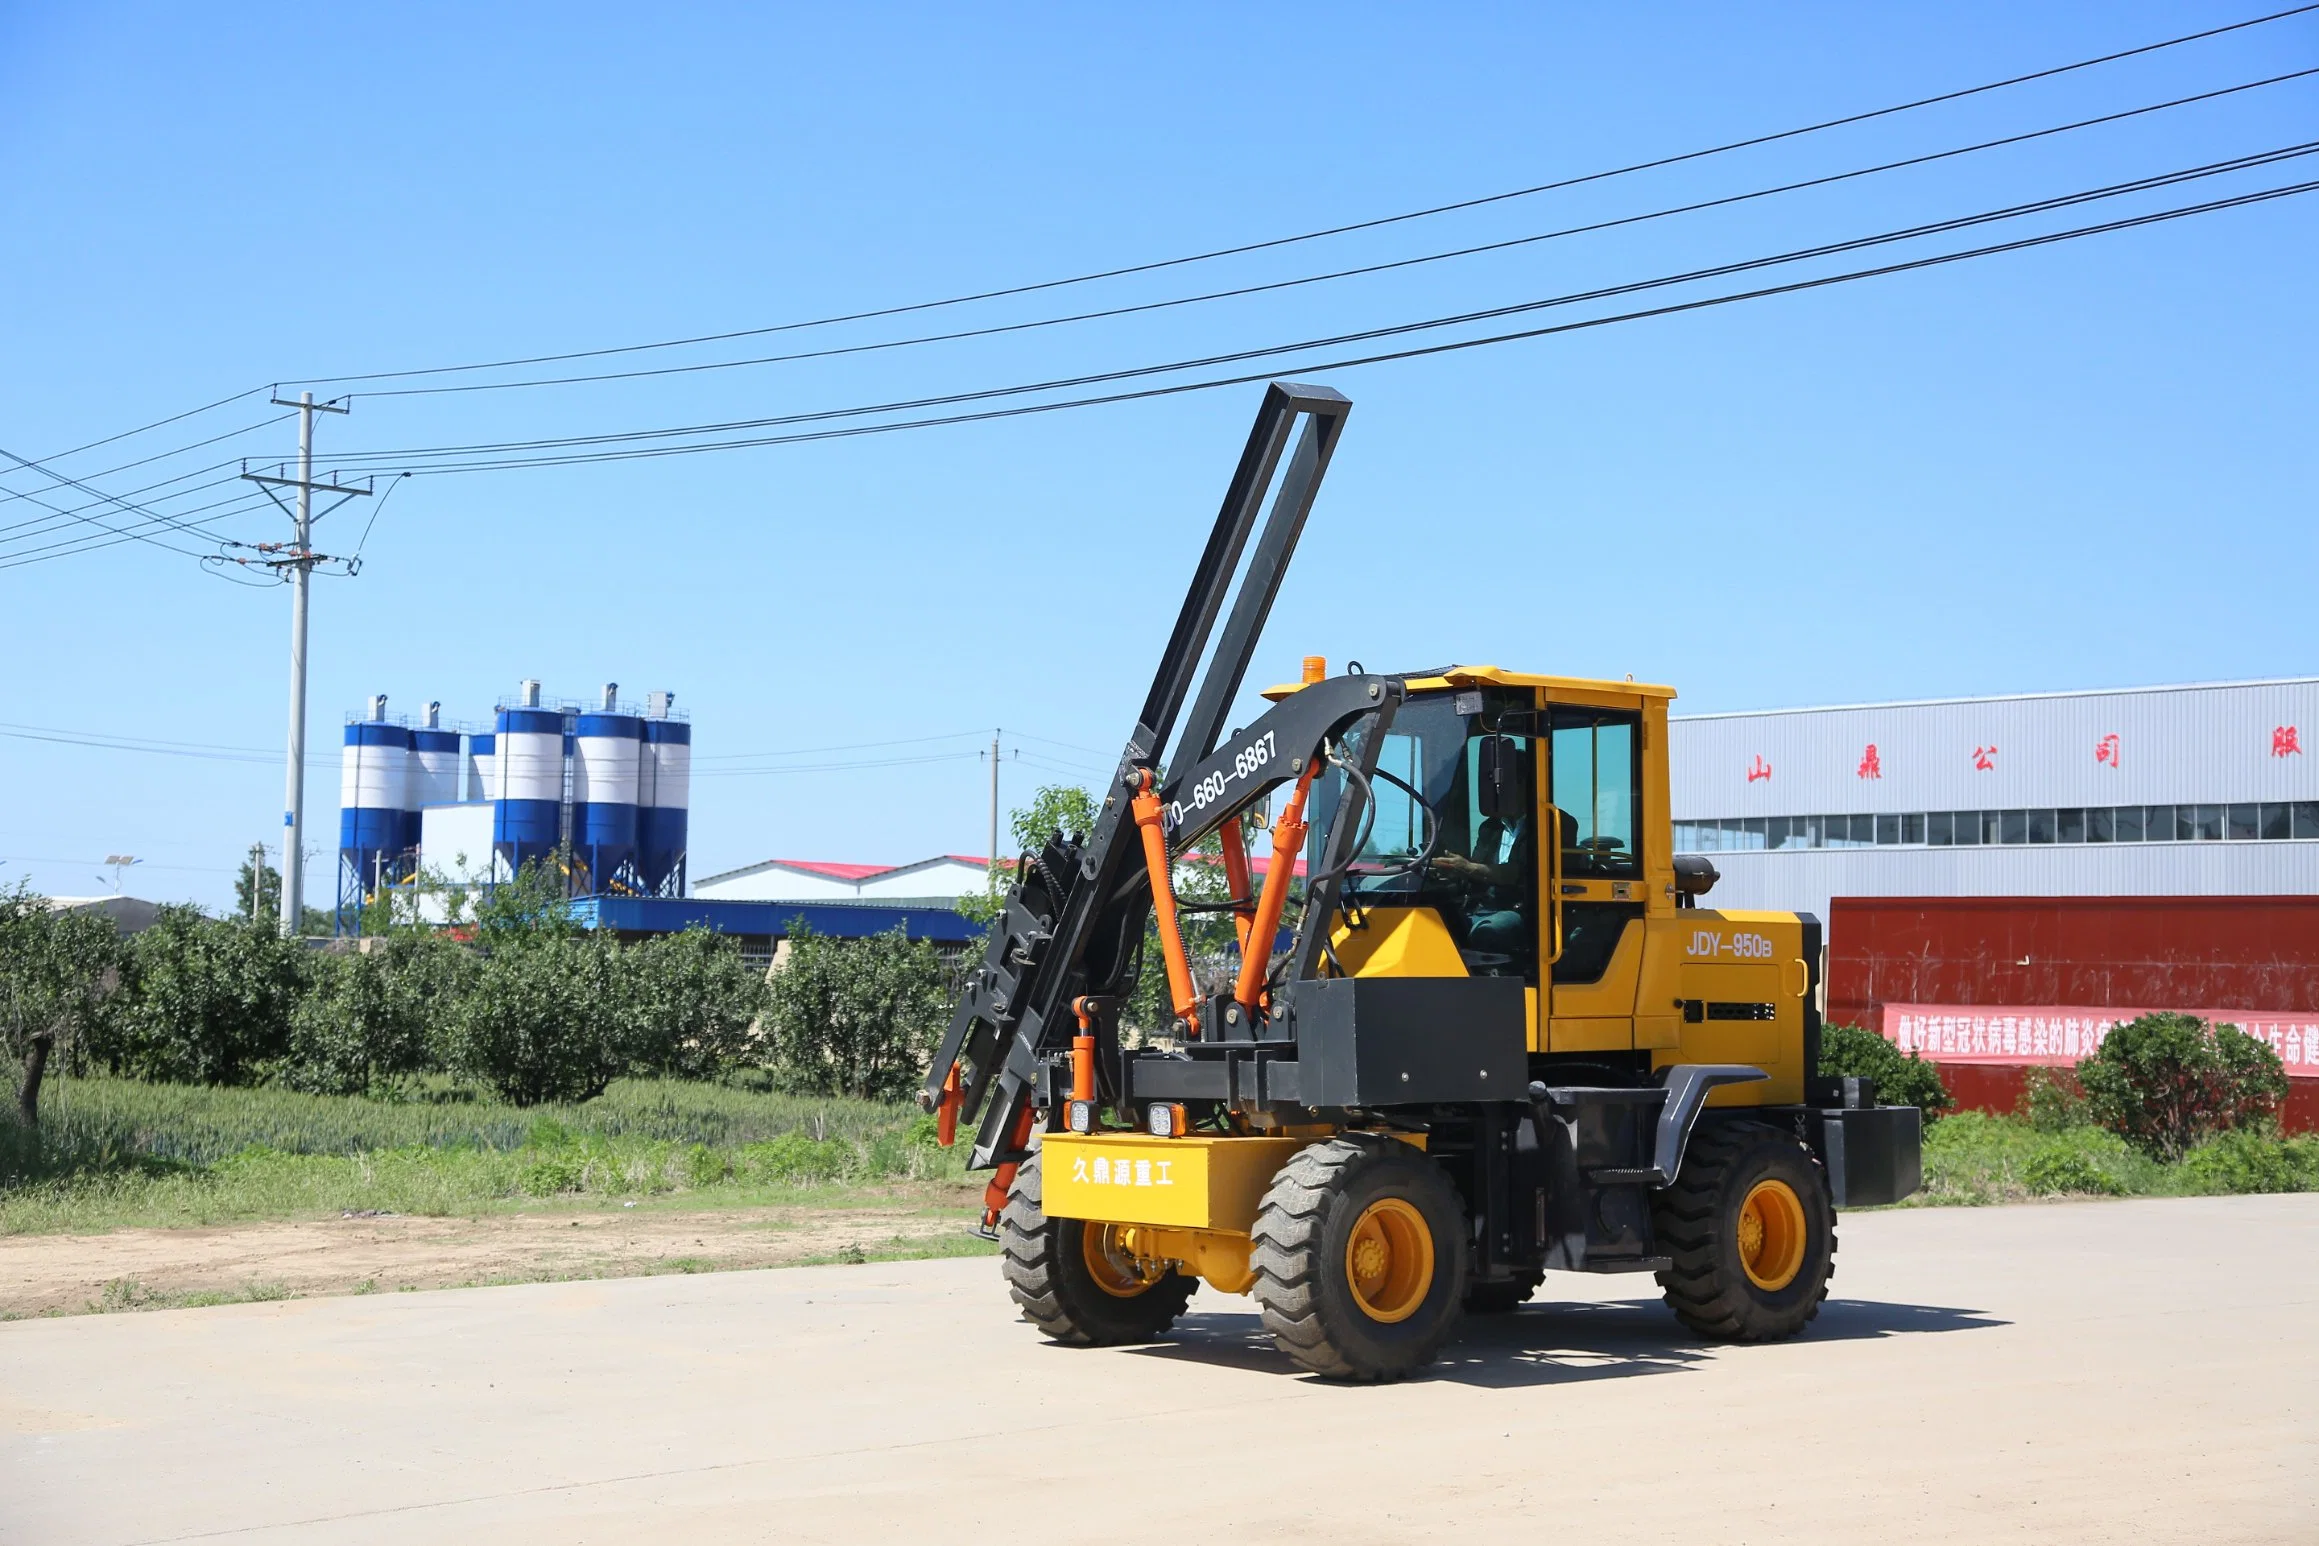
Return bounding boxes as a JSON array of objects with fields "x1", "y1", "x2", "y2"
[{"x1": 1886, "y1": 1003, "x2": 2319, "y2": 1077}]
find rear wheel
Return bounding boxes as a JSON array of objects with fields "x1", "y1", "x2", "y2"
[
  {"x1": 1250, "y1": 1136, "x2": 1467, "y2": 1381},
  {"x1": 1000, "y1": 1151, "x2": 1196, "y2": 1345},
  {"x1": 1653, "y1": 1120, "x2": 1835, "y2": 1341}
]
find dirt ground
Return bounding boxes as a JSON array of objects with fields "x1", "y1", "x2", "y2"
[{"x1": 0, "y1": 1203, "x2": 989, "y2": 1316}]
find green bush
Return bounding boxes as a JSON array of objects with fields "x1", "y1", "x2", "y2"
[
  {"x1": 2021, "y1": 1143, "x2": 2127, "y2": 1196},
  {"x1": 681, "y1": 1142, "x2": 728, "y2": 1187},
  {"x1": 2020, "y1": 1066, "x2": 2090, "y2": 1133},
  {"x1": 2078, "y1": 1012, "x2": 2289, "y2": 1162},
  {"x1": 760, "y1": 925, "x2": 950, "y2": 1100},
  {"x1": 90, "y1": 908, "x2": 306, "y2": 1087},
  {"x1": 2179, "y1": 1130, "x2": 2319, "y2": 1195},
  {"x1": 1818, "y1": 1022, "x2": 1952, "y2": 1122},
  {"x1": 740, "y1": 1131, "x2": 853, "y2": 1182},
  {"x1": 520, "y1": 1153, "x2": 584, "y2": 1196}
]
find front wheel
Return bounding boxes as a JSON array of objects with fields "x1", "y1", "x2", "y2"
[
  {"x1": 1000, "y1": 1151, "x2": 1196, "y2": 1345},
  {"x1": 1653, "y1": 1120, "x2": 1836, "y2": 1342},
  {"x1": 1251, "y1": 1136, "x2": 1468, "y2": 1381}
]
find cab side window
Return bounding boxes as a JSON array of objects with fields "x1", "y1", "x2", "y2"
[{"x1": 1550, "y1": 709, "x2": 1641, "y2": 880}]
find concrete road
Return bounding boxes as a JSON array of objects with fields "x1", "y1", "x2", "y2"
[{"x1": 4, "y1": 1195, "x2": 2315, "y2": 1546}]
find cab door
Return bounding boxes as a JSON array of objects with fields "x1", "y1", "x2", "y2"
[{"x1": 1540, "y1": 702, "x2": 1648, "y2": 1051}]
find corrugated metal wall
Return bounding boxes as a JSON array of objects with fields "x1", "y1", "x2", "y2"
[
  {"x1": 1826, "y1": 896, "x2": 2319, "y2": 1021},
  {"x1": 1672, "y1": 678, "x2": 2319, "y2": 815},
  {"x1": 1668, "y1": 679, "x2": 2319, "y2": 920},
  {"x1": 1697, "y1": 842, "x2": 2319, "y2": 924}
]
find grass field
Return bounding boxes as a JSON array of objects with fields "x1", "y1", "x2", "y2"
[
  {"x1": 2, "y1": 1075, "x2": 975, "y2": 1235},
  {"x1": 5, "y1": 1074, "x2": 2313, "y2": 1238}
]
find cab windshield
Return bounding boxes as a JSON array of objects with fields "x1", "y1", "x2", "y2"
[{"x1": 1305, "y1": 692, "x2": 1536, "y2": 977}]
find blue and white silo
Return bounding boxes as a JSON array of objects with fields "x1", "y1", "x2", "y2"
[
  {"x1": 406, "y1": 701, "x2": 462, "y2": 860},
  {"x1": 637, "y1": 695, "x2": 691, "y2": 895},
  {"x1": 339, "y1": 696, "x2": 412, "y2": 912},
  {"x1": 572, "y1": 683, "x2": 642, "y2": 893},
  {"x1": 466, "y1": 731, "x2": 494, "y2": 804},
  {"x1": 493, "y1": 680, "x2": 565, "y2": 882}
]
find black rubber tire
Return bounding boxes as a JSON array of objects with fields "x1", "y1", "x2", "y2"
[
  {"x1": 1653, "y1": 1119, "x2": 1836, "y2": 1342},
  {"x1": 1250, "y1": 1136, "x2": 1469, "y2": 1382},
  {"x1": 999, "y1": 1150, "x2": 1196, "y2": 1346},
  {"x1": 1464, "y1": 1272, "x2": 1545, "y2": 1314}
]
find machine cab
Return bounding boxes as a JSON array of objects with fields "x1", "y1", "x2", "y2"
[{"x1": 1297, "y1": 666, "x2": 1796, "y2": 1093}]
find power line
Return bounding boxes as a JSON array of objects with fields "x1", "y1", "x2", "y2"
[
  {"x1": 14, "y1": 385, "x2": 271, "y2": 469},
  {"x1": 273, "y1": 3, "x2": 2319, "y2": 393},
  {"x1": 0, "y1": 465, "x2": 247, "y2": 542},
  {"x1": 314, "y1": 175, "x2": 2319, "y2": 475},
  {"x1": 286, "y1": 144, "x2": 2319, "y2": 472},
  {"x1": 0, "y1": 448, "x2": 243, "y2": 563},
  {"x1": 0, "y1": 412, "x2": 295, "y2": 512},
  {"x1": 340, "y1": 67, "x2": 2319, "y2": 403},
  {"x1": 23, "y1": 4, "x2": 2311, "y2": 511}
]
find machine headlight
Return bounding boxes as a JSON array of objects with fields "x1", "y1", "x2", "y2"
[
  {"x1": 1066, "y1": 1100, "x2": 1096, "y2": 1134},
  {"x1": 1146, "y1": 1102, "x2": 1186, "y2": 1138}
]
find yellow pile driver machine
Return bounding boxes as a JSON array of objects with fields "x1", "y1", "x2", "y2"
[{"x1": 923, "y1": 383, "x2": 1920, "y2": 1381}]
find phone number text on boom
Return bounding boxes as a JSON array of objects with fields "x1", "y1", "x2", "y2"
[{"x1": 1166, "y1": 730, "x2": 1278, "y2": 828}]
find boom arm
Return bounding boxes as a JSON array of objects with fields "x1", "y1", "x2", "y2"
[{"x1": 921, "y1": 383, "x2": 1364, "y2": 1181}]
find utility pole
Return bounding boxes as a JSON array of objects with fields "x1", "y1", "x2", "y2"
[
  {"x1": 248, "y1": 842, "x2": 267, "y2": 924},
  {"x1": 988, "y1": 728, "x2": 1001, "y2": 867},
  {"x1": 242, "y1": 393, "x2": 369, "y2": 937}
]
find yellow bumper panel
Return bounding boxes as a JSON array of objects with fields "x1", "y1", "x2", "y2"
[{"x1": 1041, "y1": 1133, "x2": 1307, "y2": 1233}]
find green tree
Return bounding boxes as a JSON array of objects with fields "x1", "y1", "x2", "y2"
[
  {"x1": 233, "y1": 854, "x2": 333, "y2": 935},
  {"x1": 436, "y1": 859, "x2": 627, "y2": 1106},
  {"x1": 0, "y1": 883, "x2": 123, "y2": 1126},
  {"x1": 961, "y1": 782, "x2": 1104, "y2": 927},
  {"x1": 234, "y1": 854, "x2": 279, "y2": 924},
  {"x1": 2077, "y1": 1012, "x2": 2289, "y2": 1162},
  {"x1": 1818, "y1": 1022, "x2": 1952, "y2": 1124},
  {"x1": 285, "y1": 932, "x2": 471, "y2": 1097},
  {"x1": 621, "y1": 927, "x2": 765, "y2": 1081},
  {"x1": 761, "y1": 924, "x2": 950, "y2": 1099},
  {"x1": 443, "y1": 929, "x2": 629, "y2": 1106},
  {"x1": 90, "y1": 907, "x2": 307, "y2": 1087}
]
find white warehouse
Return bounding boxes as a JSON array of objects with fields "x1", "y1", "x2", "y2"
[{"x1": 1668, "y1": 677, "x2": 2319, "y2": 922}]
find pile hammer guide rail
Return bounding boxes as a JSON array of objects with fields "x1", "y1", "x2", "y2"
[{"x1": 922, "y1": 382, "x2": 1403, "y2": 1186}]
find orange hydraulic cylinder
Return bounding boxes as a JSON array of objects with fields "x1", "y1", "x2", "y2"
[
  {"x1": 1235, "y1": 761, "x2": 1318, "y2": 1013},
  {"x1": 934, "y1": 1063, "x2": 962, "y2": 1148},
  {"x1": 1070, "y1": 998, "x2": 1099, "y2": 1104},
  {"x1": 1130, "y1": 772, "x2": 1202, "y2": 1037},
  {"x1": 1216, "y1": 816, "x2": 1257, "y2": 960},
  {"x1": 982, "y1": 1101, "x2": 1040, "y2": 1227}
]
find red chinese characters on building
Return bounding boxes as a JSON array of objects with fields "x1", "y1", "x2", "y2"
[
  {"x1": 1856, "y1": 743, "x2": 1882, "y2": 779},
  {"x1": 2095, "y1": 733, "x2": 2120, "y2": 768},
  {"x1": 1746, "y1": 754, "x2": 1772, "y2": 783},
  {"x1": 1972, "y1": 745, "x2": 1997, "y2": 771},
  {"x1": 2276, "y1": 726, "x2": 2303, "y2": 758}
]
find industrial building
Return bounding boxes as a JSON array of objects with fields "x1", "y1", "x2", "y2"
[
  {"x1": 692, "y1": 855, "x2": 995, "y2": 907},
  {"x1": 336, "y1": 680, "x2": 690, "y2": 930},
  {"x1": 1669, "y1": 677, "x2": 2319, "y2": 923}
]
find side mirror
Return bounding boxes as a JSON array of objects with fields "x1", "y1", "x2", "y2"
[{"x1": 1475, "y1": 735, "x2": 1528, "y2": 821}]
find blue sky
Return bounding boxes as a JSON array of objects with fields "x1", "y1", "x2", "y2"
[{"x1": 2, "y1": 2, "x2": 2312, "y2": 912}]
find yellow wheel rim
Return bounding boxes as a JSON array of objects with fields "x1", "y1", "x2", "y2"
[
  {"x1": 1080, "y1": 1223, "x2": 1159, "y2": 1298},
  {"x1": 1343, "y1": 1197, "x2": 1434, "y2": 1323},
  {"x1": 1737, "y1": 1178, "x2": 1808, "y2": 1292}
]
